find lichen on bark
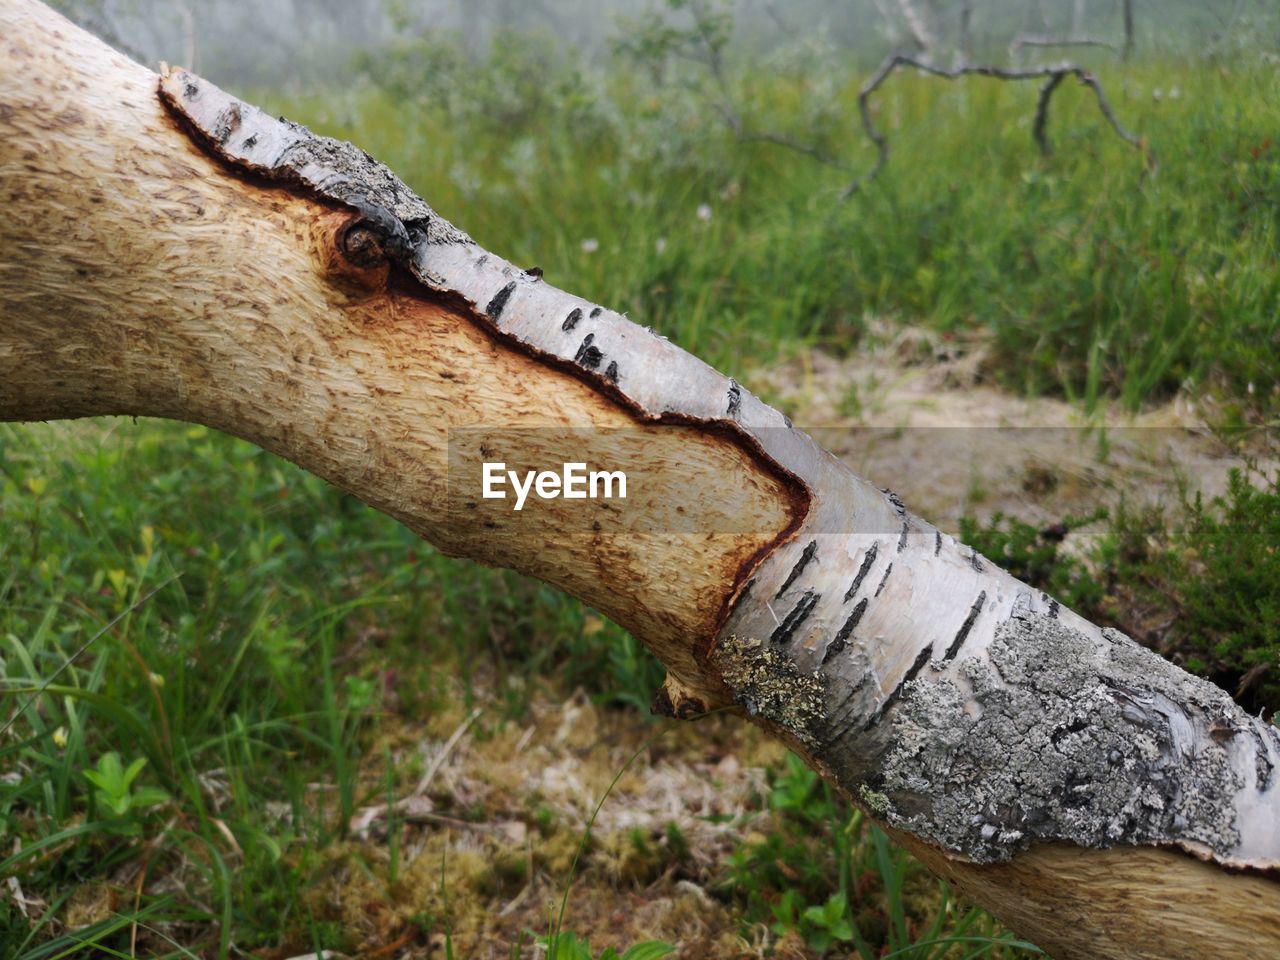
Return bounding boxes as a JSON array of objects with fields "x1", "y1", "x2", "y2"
[
  {"x1": 711, "y1": 634, "x2": 826, "y2": 746},
  {"x1": 873, "y1": 609, "x2": 1259, "y2": 863}
]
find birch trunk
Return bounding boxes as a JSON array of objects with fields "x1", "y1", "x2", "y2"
[{"x1": 1, "y1": 2, "x2": 1277, "y2": 956}]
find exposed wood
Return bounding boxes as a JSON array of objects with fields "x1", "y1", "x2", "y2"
[
  {"x1": 0, "y1": 1, "x2": 801, "y2": 704},
  {"x1": 906, "y1": 839, "x2": 1280, "y2": 959},
  {"x1": 2, "y1": 2, "x2": 1277, "y2": 957}
]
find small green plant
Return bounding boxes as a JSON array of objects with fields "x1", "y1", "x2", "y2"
[
  {"x1": 959, "y1": 509, "x2": 1108, "y2": 616},
  {"x1": 538, "y1": 931, "x2": 674, "y2": 960},
  {"x1": 781, "y1": 891, "x2": 856, "y2": 953},
  {"x1": 725, "y1": 753, "x2": 1041, "y2": 957},
  {"x1": 800, "y1": 893, "x2": 856, "y2": 952},
  {"x1": 82, "y1": 751, "x2": 169, "y2": 826}
]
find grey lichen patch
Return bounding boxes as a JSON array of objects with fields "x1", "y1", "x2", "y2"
[
  {"x1": 874, "y1": 611, "x2": 1245, "y2": 863},
  {"x1": 712, "y1": 634, "x2": 825, "y2": 747}
]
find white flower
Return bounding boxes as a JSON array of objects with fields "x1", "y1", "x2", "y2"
[
  {"x1": 696, "y1": 203, "x2": 712, "y2": 221},
  {"x1": 654, "y1": 237, "x2": 667, "y2": 254},
  {"x1": 581, "y1": 238, "x2": 599, "y2": 253}
]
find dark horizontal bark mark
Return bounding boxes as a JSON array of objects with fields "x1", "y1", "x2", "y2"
[
  {"x1": 485, "y1": 280, "x2": 517, "y2": 320},
  {"x1": 727, "y1": 380, "x2": 741, "y2": 417},
  {"x1": 898, "y1": 520, "x2": 910, "y2": 552},
  {"x1": 574, "y1": 333, "x2": 604, "y2": 370},
  {"x1": 1041, "y1": 592, "x2": 1060, "y2": 618},
  {"x1": 885, "y1": 488, "x2": 906, "y2": 515},
  {"x1": 771, "y1": 590, "x2": 818, "y2": 645},
  {"x1": 874, "y1": 562, "x2": 893, "y2": 597},
  {"x1": 865, "y1": 644, "x2": 933, "y2": 730},
  {"x1": 775, "y1": 539, "x2": 818, "y2": 599},
  {"x1": 942, "y1": 591, "x2": 986, "y2": 662},
  {"x1": 824, "y1": 598, "x2": 870, "y2": 665},
  {"x1": 562, "y1": 307, "x2": 582, "y2": 332},
  {"x1": 845, "y1": 543, "x2": 879, "y2": 602}
]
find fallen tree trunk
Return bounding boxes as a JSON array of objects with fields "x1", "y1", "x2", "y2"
[{"x1": 1, "y1": 1, "x2": 1277, "y2": 955}]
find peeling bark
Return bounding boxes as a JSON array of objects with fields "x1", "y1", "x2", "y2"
[{"x1": 2, "y1": 2, "x2": 1278, "y2": 956}]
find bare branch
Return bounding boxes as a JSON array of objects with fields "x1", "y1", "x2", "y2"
[
  {"x1": 737, "y1": 129, "x2": 848, "y2": 168},
  {"x1": 1010, "y1": 33, "x2": 1119, "y2": 59},
  {"x1": 842, "y1": 54, "x2": 1153, "y2": 200},
  {"x1": 676, "y1": 0, "x2": 849, "y2": 171},
  {"x1": 1122, "y1": 0, "x2": 1136, "y2": 60},
  {"x1": 895, "y1": 0, "x2": 937, "y2": 54}
]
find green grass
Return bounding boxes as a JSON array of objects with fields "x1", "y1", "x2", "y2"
[
  {"x1": 263, "y1": 39, "x2": 1280, "y2": 416},
  {"x1": 0, "y1": 417, "x2": 1049, "y2": 957},
  {"x1": 0, "y1": 421, "x2": 662, "y2": 955},
  {"x1": 0, "y1": 418, "x2": 1045, "y2": 956},
  {"x1": 723, "y1": 755, "x2": 1040, "y2": 958}
]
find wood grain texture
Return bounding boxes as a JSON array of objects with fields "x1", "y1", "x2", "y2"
[
  {"x1": 0, "y1": 0, "x2": 795, "y2": 697},
  {"x1": 905, "y1": 838, "x2": 1280, "y2": 960}
]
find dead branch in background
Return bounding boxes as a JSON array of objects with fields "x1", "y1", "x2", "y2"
[
  {"x1": 1122, "y1": 0, "x2": 1136, "y2": 60},
  {"x1": 1009, "y1": 33, "x2": 1119, "y2": 61},
  {"x1": 640, "y1": 0, "x2": 850, "y2": 171},
  {"x1": 625, "y1": 0, "x2": 1149, "y2": 199},
  {"x1": 841, "y1": 54, "x2": 1152, "y2": 200},
  {"x1": 894, "y1": 0, "x2": 938, "y2": 55}
]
